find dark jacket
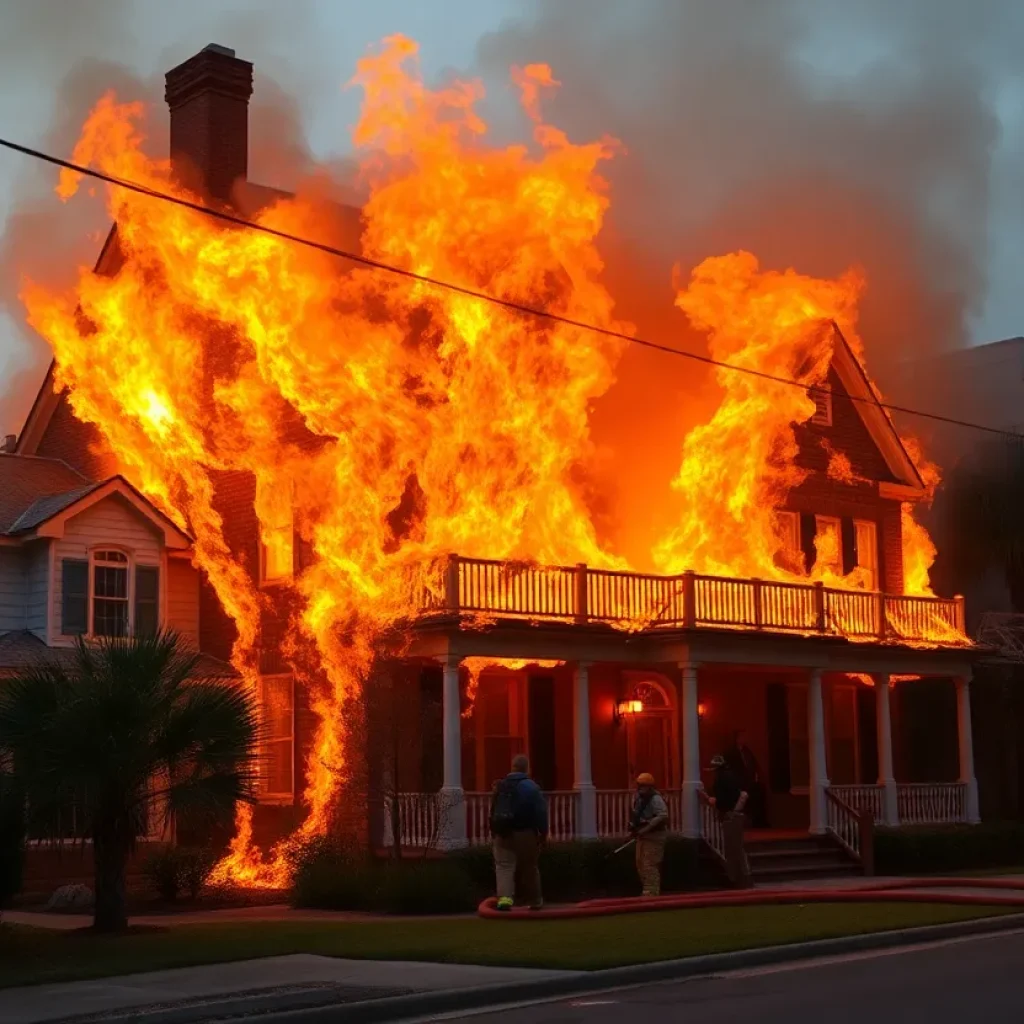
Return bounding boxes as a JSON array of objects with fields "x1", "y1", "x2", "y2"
[
  {"x1": 503, "y1": 772, "x2": 549, "y2": 836},
  {"x1": 713, "y1": 767, "x2": 745, "y2": 813}
]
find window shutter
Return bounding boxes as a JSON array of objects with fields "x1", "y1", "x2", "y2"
[
  {"x1": 766, "y1": 683, "x2": 791, "y2": 793},
  {"x1": 799, "y1": 513, "x2": 817, "y2": 572},
  {"x1": 134, "y1": 565, "x2": 160, "y2": 636},
  {"x1": 61, "y1": 559, "x2": 89, "y2": 635},
  {"x1": 841, "y1": 518, "x2": 857, "y2": 576}
]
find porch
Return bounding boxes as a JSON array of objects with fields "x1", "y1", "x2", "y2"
[{"x1": 380, "y1": 557, "x2": 979, "y2": 868}]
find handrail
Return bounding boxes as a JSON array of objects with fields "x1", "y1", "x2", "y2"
[
  {"x1": 698, "y1": 789, "x2": 727, "y2": 865},
  {"x1": 824, "y1": 787, "x2": 874, "y2": 875},
  {"x1": 422, "y1": 554, "x2": 969, "y2": 646}
]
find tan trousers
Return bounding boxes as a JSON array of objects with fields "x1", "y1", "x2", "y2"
[
  {"x1": 493, "y1": 831, "x2": 542, "y2": 907},
  {"x1": 635, "y1": 833, "x2": 667, "y2": 896},
  {"x1": 722, "y1": 811, "x2": 752, "y2": 888}
]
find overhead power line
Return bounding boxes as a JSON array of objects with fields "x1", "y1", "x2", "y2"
[{"x1": 1, "y1": 134, "x2": 1020, "y2": 442}]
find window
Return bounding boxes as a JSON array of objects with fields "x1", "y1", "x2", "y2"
[
  {"x1": 258, "y1": 483, "x2": 294, "y2": 585},
  {"x1": 828, "y1": 684, "x2": 859, "y2": 785},
  {"x1": 774, "y1": 510, "x2": 801, "y2": 572},
  {"x1": 92, "y1": 550, "x2": 128, "y2": 637},
  {"x1": 814, "y1": 515, "x2": 842, "y2": 575},
  {"x1": 809, "y1": 386, "x2": 832, "y2": 426},
  {"x1": 261, "y1": 675, "x2": 295, "y2": 800},
  {"x1": 476, "y1": 673, "x2": 527, "y2": 790},
  {"x1": 60, "y1": 554, "x2": 160, "y2": 638},
  {"x1": 854, "y1": 519, "x2": 879, "y2": 591}
]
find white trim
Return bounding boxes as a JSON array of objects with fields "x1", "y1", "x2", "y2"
[
  {"x1": 878, "y1": 481, "x2": 926, "y2": 502},
  {"x1": 853, "y1": 519, "x2": 879, "y2": 591},
  {"x1": 830, "y1": 327, "x2": 926, "y2": 496},
  {"x1": 31, "y1": 479, "x2": 191, "y2": 549}
]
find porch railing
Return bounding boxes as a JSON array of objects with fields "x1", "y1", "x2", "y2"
[
  {"x1": 381, "y1": 784, "x2": 971, "y2": 849},
  {"x1": 897, "y1": 783, "x2": 968, "y2": 825},
  {"x1": 422, "y1": 555, "x2": 967, "y2": 646},
  {"x1": 828, "y1": 784, "x2": 885, "y2": 823},
  {"x1": 825, "y1": 787, "x2": 874, "y2": 873},
  {"x1": 699, "y1": 790, "x2": 727, "y2": 865}
]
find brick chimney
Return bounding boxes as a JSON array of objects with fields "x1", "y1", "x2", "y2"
[{"x1": 164, "y1": 44, "x2": 253, "y2": 204}]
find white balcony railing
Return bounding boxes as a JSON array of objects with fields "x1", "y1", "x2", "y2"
[{"x1": 419, "y1": 555, "x2": 968, "y2": 646}]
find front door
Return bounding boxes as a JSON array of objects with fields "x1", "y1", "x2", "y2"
[{"x1": 627, "y1": 714, "x2": 671, "y2": 787}]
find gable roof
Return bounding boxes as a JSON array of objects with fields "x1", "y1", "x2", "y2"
[
  {"x1": 0, "y1": 453, "x2": 89, "y2": 532},
  {"x1": 8, "y1": 475, "x2": 194, "y2": 549},
  {"x1": 829, "y1": 323, "x2": 927, "y2": 498},
  {"x1": 0, "y1": 455, "x2": 192, "y2": 548}
]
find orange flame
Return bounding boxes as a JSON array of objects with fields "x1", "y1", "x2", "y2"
[{"x1": 20, "y1": 37, "x2": 954, "y2": 884}]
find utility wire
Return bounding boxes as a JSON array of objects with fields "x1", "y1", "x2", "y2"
[{"x1": 1, "y1": 134, "x2": 1020, "y2": 442}]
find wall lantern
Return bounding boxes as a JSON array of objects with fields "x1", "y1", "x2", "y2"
[
  {"x1": 698, "y1": 702, "x2": 707, "y2": 719},
  {"x1": 614, "y1": 698, "x2": 643, "y2": 724}
]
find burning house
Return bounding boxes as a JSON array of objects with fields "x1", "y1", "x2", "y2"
[{"x1": 5, "y1": 40, "x2": 983, "y2": 883}]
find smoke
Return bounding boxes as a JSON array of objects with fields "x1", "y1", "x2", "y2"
[
  {"x1": 470, "y1": 0, "x2": 1020, "y2": 559},
  {"x1": 0, "y1": 0, "x2": 320, "y2": 435}
]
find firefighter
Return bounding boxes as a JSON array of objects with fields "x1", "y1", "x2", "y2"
[{"x1": 630, "y1": 772, "x2": 669, "y2": 896}]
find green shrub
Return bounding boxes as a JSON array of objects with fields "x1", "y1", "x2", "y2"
[
  {"x1": 293, "y1": 837, "x2": 704, "y2": 913},
  {"x1": 142, "y1": 846, "x2": 217, "y2": 902},
  {"x1": 0, "y1": 777, "x2": 25, "y2": 909},
  {"x1": 874, "y1": 822, "x2": 1024, "y2": 875}
]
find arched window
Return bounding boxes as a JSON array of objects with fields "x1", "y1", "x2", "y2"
[{"x1": 92, "y1": 550, "x2": 129, "y2": 637}]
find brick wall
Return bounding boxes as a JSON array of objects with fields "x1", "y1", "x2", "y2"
[
  {"x1": 787, "y1": 364, "x2": 906, "y2": 593},
  {"x1": 35, "y1": 393, "x2": 117, "y2": 480}
]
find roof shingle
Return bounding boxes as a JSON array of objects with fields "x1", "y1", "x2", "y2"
[{"x1": 0, "y1": 454, "x2": 91, "y2": 533}]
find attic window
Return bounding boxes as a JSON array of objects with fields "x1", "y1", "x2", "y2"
[{"x1": 809, "y1": 386, "x2": 832, "y2": 427}]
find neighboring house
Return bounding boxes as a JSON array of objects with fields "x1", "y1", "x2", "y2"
[{"x1": 8, "y1": 44, "x2": 985, "y2": 875}]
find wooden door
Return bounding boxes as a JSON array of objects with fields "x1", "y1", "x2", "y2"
[{"x1": 628, "y1": 714, "x2": 670, "y2": 787}]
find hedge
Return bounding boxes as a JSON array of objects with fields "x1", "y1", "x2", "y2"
[
  {"x1": 0, "y1": 777, "x2": 25, "y2": 910},
  {"x1": 874, "y1": 822, "x2": 1024, "y2": 875},
  {"x1": 292, "y1": 837, "x2": 708, "y2": 914}
]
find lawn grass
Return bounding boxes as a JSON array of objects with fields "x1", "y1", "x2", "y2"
[{"x1": 1, "y1": 902, "x2": 1020, "y2": 989}]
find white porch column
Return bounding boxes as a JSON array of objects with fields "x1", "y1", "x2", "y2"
[
  {"x1": 573, "y1": 662, "x2": 598, "y2": 840},
  {"x1": 680, "y1": 661, "x2": 701, "y2": 838},
  {"x1": 438, "y1": 654, "x2": 467, "y2": 849},
  {"x1": 874, "y1": 674, "x2": 899, "y2": 826},
  {"x1": 956, "y1": 674, "x2": 981, "y2": 824},
  {"x1": 808, "y1": 668, "x2": 830, "y2": 835}
]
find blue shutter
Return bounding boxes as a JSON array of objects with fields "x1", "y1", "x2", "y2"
[
  {"x1": 134, "y1": 565, "x2": 159, "y2": 636},
  {"x1": 61, "y1": 559, "x2": 88, "y2": 635}
]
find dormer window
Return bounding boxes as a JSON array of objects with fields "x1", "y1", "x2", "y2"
[
  {"x1": 92, "y1": 550, "x2": 129, "y2": 637},
  {"x1": 809, "y1": 386, "x2": 832, "y2": 427},
  {"x1": 60, "y1": 550, "x2": 161, "y2": 639}
]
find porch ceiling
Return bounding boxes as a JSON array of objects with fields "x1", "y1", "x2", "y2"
[{"x1": 406, "y1": 616, "x2": 978, "y2": 677}]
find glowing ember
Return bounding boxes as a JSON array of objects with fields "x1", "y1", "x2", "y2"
[{"x1": 19, "y1": 36, "x2": 956, "y2": 884}]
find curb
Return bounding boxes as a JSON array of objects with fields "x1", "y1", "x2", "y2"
[{"x1": 190, "y1": 910, "x2": 1024, "y2": 1024}]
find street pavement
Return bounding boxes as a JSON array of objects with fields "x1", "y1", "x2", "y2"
[{"x1": 453, "y1": 927, "x2": 1024, "y2": 1024}]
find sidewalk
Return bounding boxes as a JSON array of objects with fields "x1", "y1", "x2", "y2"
[{"x1": 0, "y1": 955, "x2": 578, "y2": 1024}]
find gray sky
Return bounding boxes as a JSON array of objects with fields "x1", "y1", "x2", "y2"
[{"x1": 1, "y1": 0, "x2": 1022, "y2": 437}]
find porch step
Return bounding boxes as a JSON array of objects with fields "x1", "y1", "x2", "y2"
[{"x1": 746, "y1": 835, "x2": 862, "y2": 884}]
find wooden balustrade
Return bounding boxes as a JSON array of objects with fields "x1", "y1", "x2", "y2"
[
  {"x1": 825, "y1": 787, "x2": 874, "y2": 873},
  {"x1": 897, "y1": 783, "x2": 968, "y2": 825},
  {"x1": 422, "y1": 555, "x2": 968, "y2": 646},
  {"x1": 829, "y1": 785, "x2": 885, "y2": 824},
  {"x1": 698, "y1": 789, "x2": 727, "y2": 865}
]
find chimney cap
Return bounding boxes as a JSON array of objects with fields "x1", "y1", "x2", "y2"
[{"x1": 203, "y1": 43, "x2": 236, "y2": 57}]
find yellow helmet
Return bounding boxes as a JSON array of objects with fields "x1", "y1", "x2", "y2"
[{"x1": 636, "y1": 772, "x2": 656, "y2": 786}]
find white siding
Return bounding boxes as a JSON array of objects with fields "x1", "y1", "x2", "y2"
[
  {"x1": 24, "y1": 541, "x2": 50, "y2": 641},
  {"x1": 52, "y1": 494, "x2": 163, "y2": 646},
  {"x1": 166, "y1": 558, "x2": 200, "y2": 645},
  {"x1": 0, "y1": 548, "x2": 28, "y2": 632}
]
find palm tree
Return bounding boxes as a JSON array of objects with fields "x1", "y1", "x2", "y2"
[{"x1": 0, "y1": 632, "x2": 258, "y2": 932}]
